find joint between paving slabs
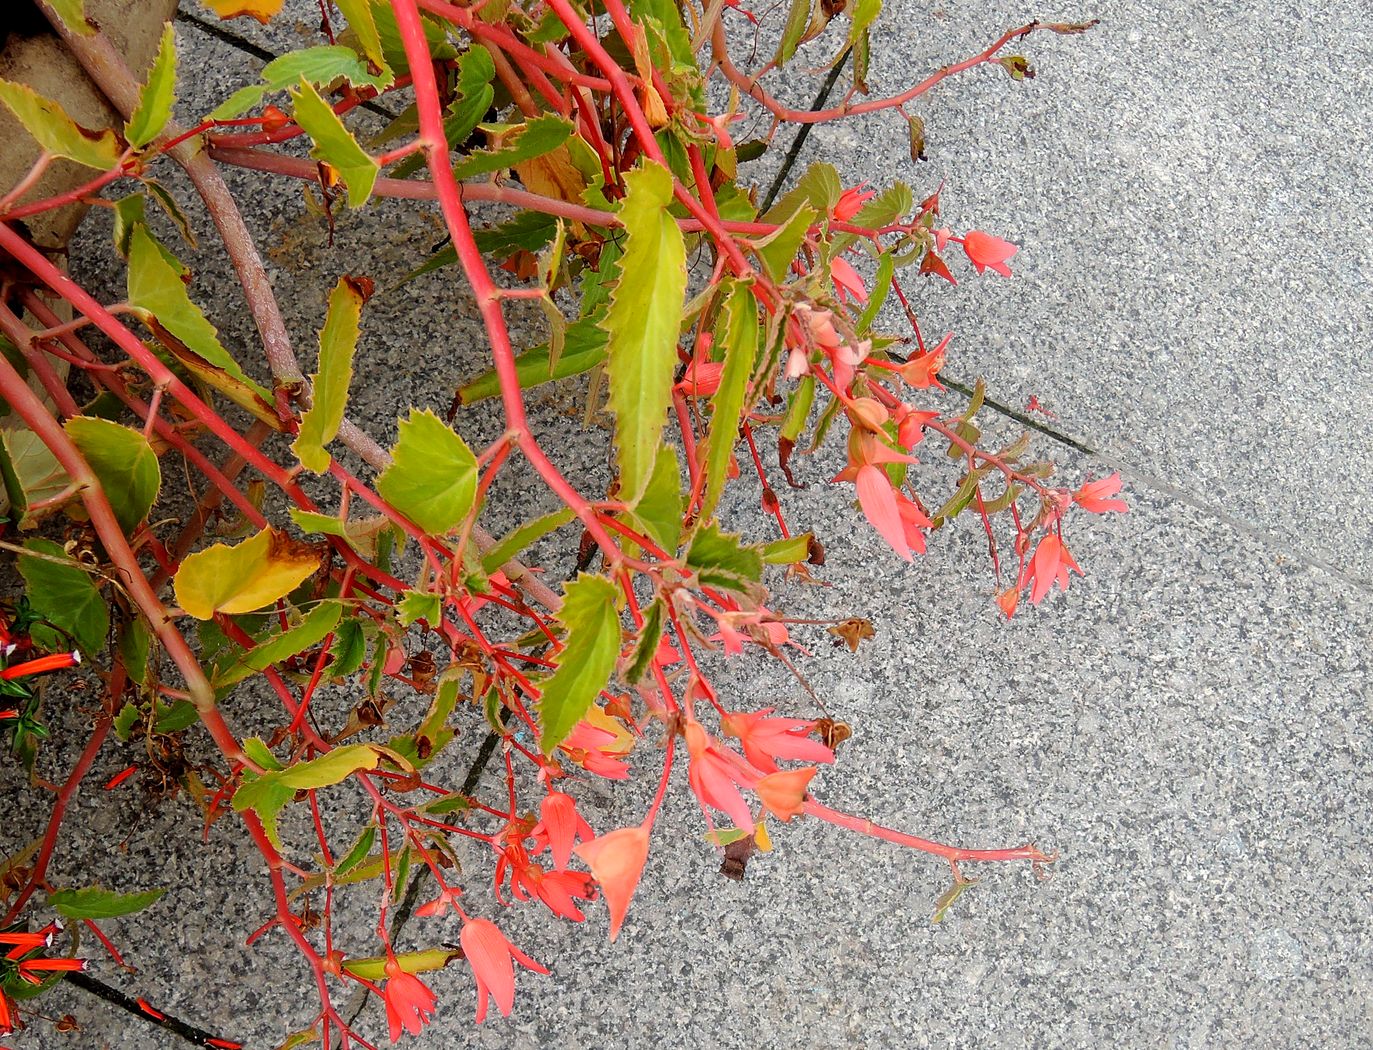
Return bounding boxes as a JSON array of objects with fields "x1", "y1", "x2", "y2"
[{"x1": 64, "y1": 970, "x2": 229, "y2": 1047}]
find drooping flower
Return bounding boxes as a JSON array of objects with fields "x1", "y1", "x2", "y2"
[
  {"x1": 833, "y1": 183, "x2": 876, "y2": 221},
  {"x1": 896, "y1": 333, "x2": 951, "y2": 389},
  {"x1": 855, "y1": 465, "x2": 912, "y2": 563},
  {"x1": 674, "y1": 358, "x2": 726, "y2": 398},
  {"x1": 513, "y1": 865, "x2": 597, "y2": 922},
  {"x1": 1073, "y1": 473, "x2": 1128, "y2": 514},
  {"x1": 996, "y1": 588, "x2": 1020, "y2": 619},
  {"x1": 459, "y1": 918, "x2": 549, "y2": 1024},
  {"x1": 683, "y1": 721, "x2": 754, "y2": 832},
  {"x1": 1021, "y1": 534, "x2": 1083, "y2": 604},
  {"x1": 558, "y1": 721, "x2": 630, "y2": 780},
  {"x1": 414, "y1": 887, "x2": 460, "y2": 918},
  {"x1": 574, "y1": 826, "x2": 650, "y2": 941},
  {"x1": 720, "y1": 709, "x2": 834, "y2": 774},
  {"x1": 754, "y1": 767, "x2": 817, "y2": 820},
  {"x1": 830, "y1": 256, "x2": 868, "y2": 304},
  {"x1": 961, "y1": 230, "x2": 1018, "y2": 277},
  {"x1": 531, "y1": 791, "x2": 595, "y2": 871},
  {"x1": 382, "y1": 956, "x2": 438, "y2": 1040}
]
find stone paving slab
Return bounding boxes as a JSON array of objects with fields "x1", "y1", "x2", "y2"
[{"x1": 5, "y1": 3, "x2": 1373, "y2": 1048}]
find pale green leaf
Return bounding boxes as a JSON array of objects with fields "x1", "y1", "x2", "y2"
[
  {"x1": 0, "y1": 428, "x2": 69, "y2": 527},
  {"x1": 752, "y1": 204, "x2": 815, "y2": 283},
  {"x1": 294, "y1": 276, "x2": 367, "y2": 472},
  {"x1": 397, "y1": 590, "x2": 441, "y2": 627},
  {"x1": 0, "y1": 80, "x2": 121, "y2": 169},
  {"x1": 126, "y1": 23, "x2": 177, "y2": 149},
  {"x1": 376, "y1": 409, "x2": 478, "y2": 535},
  {"x1": 480, "y1": 507, "x2": 576, "y2": 573},
  {"x1": 290, "y1": 78, "x2": 378, "y2": 208},
  {"x1": 208, "y1": 43, "x2": 391, "y2": 119},
  {"x1": 64, "y1": 417, "x2": 160, "y2": 534},
  {"x1": 623, "y1": 597, "x2": 664, "y2": 685},
  {"x1": 602, "y1": 162, "x2": 685, "y2": 502},
  {"x1": 538, "y1": 574, "x2": 621, "y2": 755}
]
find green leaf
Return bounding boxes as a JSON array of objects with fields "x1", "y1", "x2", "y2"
[
  {"x1": 17, "y1": 539, "x2": 108, "y2": 656},
  {"x1": 773, "y1": 0, "x2": 812, "y2": 66},
  {"x1": 390, "y1": 45, "x2": 494, "y2": 179},
  {"x1": 153, "y1": 700, "x2": 198, "y2": 734},
  {"x1": 44, "y1": 0, "x2": 93, "y2": 35},
  {"x1": 780, "y1": 374, "x2": 815, "y2": 444},
  {"x1": 700, "y1": 282, "x2": 758, "y2": 523},
  {"x1": 334, "y1": 824, "x2": 376, "y2": 875},
  {"x1": 631, "y1": 445, "x2": 682, "y2": 555},
  {"x1": 623, "y1": 598, "x2": 664, "y2": 685},
  {"x1": 113, "y1": 703, "x2": 139, "y2": 741},
  {"x1": 64, "y1": 417, "x2": 160, "y2": 534},
  {"x1": 480, "y1": 507, "x2": 576, "y2": 573},
  {"x1": 294, "y1": 275, "x2": 367, "y2": 472},
  {"x1": 451, "y1": 115, "x2": 573, "y2": 180},
  {"x1": 0, "y1": 80, "x2": 121, "y2": 169},
  {"x1": 48, "y1": 886, "x2": 165, "y2": 920},
  {"x1": 538, "y1": 574, "x2": 621, "y2": 755},
  {"x1": 209, "y1": 45, "x2": 392, "y2": 120},
  {"x1": 329, "y1": 618, "x2": 367, "y2": 678},
  {"x1": 290, "y1": 78, "x2": 378, "y2": 208},
  {"x1": 376, "y1": 409, "x2": 478, "y2": 535},
  {"x1": 397, "y1": 590, "x2": 441, "y2": 627},
  {"x1": 173, "y1": 528, "x2": 320, "y2": 619},
  {"x1": 752, "y1": 204, "x2": 815, "y2": 283},
  {"x1": 764, "y1": 162, "x2": 841, "y2": 223},
  {"x1": 126, "y1": 23, "x2": 177, "y2": 149},
  {"x1": 602, "y1": 162, "x2": 686, "y2": 502},
  {"x1": 457, "y1": 315, "x2": 607, "y2": 404},
  {"x1": 331, "y1": 0, "x2": 390, "y2": 76},
  {"x1": 761, "y1": 533, "x2": 814, "y2": 564},
  {"x1": 212, "y1": 601, "x2": 342, "y2": 689},
  {"x1": 126, "y1": 227, "x2": 269, "y2": 400},
  {"x1": 118, "y1": 615, "x2": 151, "y2": 687},
  {"x1": 243, "y1": 737, "x2": 284, "y2": 771},
  {"x1": 686, "y1": 523, "x2": 763, "y2": 595},
  {"x1": 856, "y1": 250, "x2": 895, "y2": 335}
]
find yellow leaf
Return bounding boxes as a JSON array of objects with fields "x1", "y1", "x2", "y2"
[
  {"x1": 203, "y1": 0, "x2": 285, "y2": 22},
  {"x1": 174, "y1": 528, "x2": 319, "y2": 619}
]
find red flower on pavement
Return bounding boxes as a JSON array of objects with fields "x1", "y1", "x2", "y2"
[
  {"x1": 16, "y1": 956, "x2": 84, "y2": 986},
  {"x1": 830, "y1": 256, "x2": 868, "y2": 304},
  {"x1": 574, "y1": 826, "x2": 650, "y2": 940},
  {"x1": 0, "y1": 990, "x2": 13, "y2": 1036},
  {"x1": 720, "y1": 709, "x2": 834, "y2": 774},
  {"x1": 833, "y1": 182, "x2": 876, "y2": 221},
  {"x1": 382, "y1": 955, "x2": 438, "y2": 1040},
  {"x1": 1073, "y1": 473, "x2": 1128, "y2": 514},
  {"x1": 459, "y1": 918, "x2": 549, "y2": 1023},
  {"x1": 754, "y1": 767, "x2": 817, "y2": 820},
  {"x1": 961, "y1": 230, "x2": 1018, "y2": 277},
  {"x1": 683, "y1": 720, "x2": 754, "y2": 832},
  {"x1": 1021, "y1": 534, "x2": 1083, "y2": 604},
  {"x1": 531, "y1": 791, "x2": 595, "y2": 871}
]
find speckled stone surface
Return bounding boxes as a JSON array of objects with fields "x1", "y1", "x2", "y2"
[{"x1": 4, "y1": 2, "x2": 1372, "y2": 1048}]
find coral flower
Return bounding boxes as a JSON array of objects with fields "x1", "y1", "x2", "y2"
[
  {"x1": 574, "y1": 826, "x2": 650, "y2": 941},
  {"x1": 754, "y1": 767, "x2": 817, "y2": 820},
  {"x1": 459, "y1": 918, "x2": 548, "y2": 1023},
  {"x1": 961, "y1": 230, "x2": 1018, "y2": 277},
  {"x1": 720, "y1": 709, "x2": 834, "y2": 774},
  {"x1": 532, "y1": 791, "x2": 595, "y2": 871},
  {"x1": 1022, "y1": 534, "x2": 1083, "y2": 604},
  {"x1": 683, "y1": 721, "x2": 754, "y2": 833},
  {"x1": 1073, "y1": 473, "x2": 1128, "y2": 514},
  {"x1": 830, "y1": 256, "x2": 868, "y2": 304},
  {"x1": 382, "y1": 956, "x2": 438, "y2": 1041},
  {"x1": 833, "y1": 183, "x2": 876, "y2": 221}
]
